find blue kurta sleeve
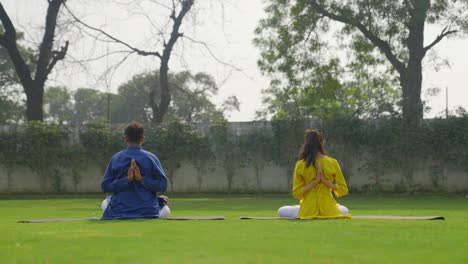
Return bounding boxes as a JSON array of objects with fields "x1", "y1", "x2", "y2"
[
  {"x1": 140, "y1": 156, "x2": 168, "y2": 192},
  {"x1": 101, "y1": 158, "x2": 130, "y2": 193}
]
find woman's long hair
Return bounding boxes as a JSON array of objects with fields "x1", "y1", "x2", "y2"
[{"x1": 298, "y1": 129, "x2": 326, "y2": 168}]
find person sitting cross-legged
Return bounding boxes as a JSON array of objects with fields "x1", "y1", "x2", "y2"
[
  {"x1": 277, "y1": 129, "x2": 350, "y2": 219},
  {"x1": 101, "y1": 121, "x2": 170, "y2": 219}
]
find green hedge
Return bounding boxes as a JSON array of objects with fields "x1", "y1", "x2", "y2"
[
  {"x1": 0, "y1": 117, "x2": 467, "y2": 193},
  {"x1": 320, "y1": 117, "x2": 468, "y2": 191}
]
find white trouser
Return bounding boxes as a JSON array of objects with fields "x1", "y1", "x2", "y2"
[
  {"x1": 101, "y1": 197, "x2": 171, "y2": 218},
  {"x1": 158, "y1": 205, "x2": 171, "y2": 218},
  {"x1": 277, "y1": 204, "x2": 349, "y2": 219}
]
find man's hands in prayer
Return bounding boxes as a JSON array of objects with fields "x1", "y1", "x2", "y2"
[
  {"x1": 127, "y1": 161, "x2": 135, "y2": 182},
  {"x1": 132, "y1": 159, "x2": 143, "y2": 182},
  {"x1": 128, "y1": 159, "x2": 143, "y2": 182}
]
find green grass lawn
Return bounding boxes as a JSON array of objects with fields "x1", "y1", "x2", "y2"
[{"x1": 0, "y1": 193, "x2": 467, "y2": 263}]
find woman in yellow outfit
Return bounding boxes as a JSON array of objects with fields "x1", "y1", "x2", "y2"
[{"x1": 277, "y1": 129, "x2": 351, "y2": 219}]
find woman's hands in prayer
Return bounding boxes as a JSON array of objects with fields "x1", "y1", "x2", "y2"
[
  {"x1": 316, "y1": 164, "x2": 324, "y2": 182},
  {"x1": 303, "y1": 164, "x2": 323, "y2": 194},
  {"x1": 316, "y1": 164, "x2": 337, "y2": 191}
]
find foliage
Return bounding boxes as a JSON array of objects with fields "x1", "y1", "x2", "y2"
[
  {"x1": 0, "y1": 1, "x2": 68, "y2": 121},
  {"x1": 0, "y1": 26, "x2": 33, "y2": 123},
  {"x1": 1, "y1": 116, "x2": 468, "y2": 193},
  {"x1": 0, "y1": 26, "x2": 36, "y2": 88},
  {"x1": 269, "y1": 118, "x2": 306, "y2": 186},
  {"x1": 209, "y1": 119, "x2": 244, "y2": 192},
  {"x1": 44, "y1": 87, "x2": 125, "y2": 125},
  {"x1": 35, "y1": 70, "x2": 235, "y2": 126},
  {"x1": 425, "y1": 117, "x2": 468, "y2": 169},
  {"x1": 238, "y1": 125, "x2": 273, "y2": 191},
  {"x1": 115, "y1": 72, "x2": 157, "y2": 123},
  {"x1": 188, "y1": 131, "x2": 215, "y2": 191},
  {"x1": 79, "y1": 121, "x2": 124, "y2": 170},
  {"x1": 0, "y1": 94, "x2": 23, "y2": 123},
  {"x1": 62, "y1": 144, "x2": 88, "y2": 192},
  {"x1": 254, "y1": 0, "x2": 468, "y2": 123},
  {"x1": 44, "y1": 86, "x2": 73, "y2": 124},
  {"x1": 73, "y1": 88, "x2": 109, "y2": 125},
  {"x1": 144, "y1": 121, "x2": 212, "y2": 191},
  {"x1": 169, "y1": 71, "x2": 222, "y2": 123},
  {"x1": 319, "y1": 116, "x2": 468, "y2": 191},
  {"x1": 116, "y1": 70, "x2": 232, "y2": 125},
  {"x1": 0, "y1": 130, "x2": 20, "y2": 192},
  {"x1": 16, "y1": 122, "x2": 69, "y2": 193}
]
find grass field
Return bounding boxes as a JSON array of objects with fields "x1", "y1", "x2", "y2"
[{"x1": 0, "y1": 193, "x2": 467, "y2": 263}]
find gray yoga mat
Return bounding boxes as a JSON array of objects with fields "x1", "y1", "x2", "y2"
[
  {"x1": 352, "y1": 215, "x2": 445, "y2": 220},
  {"x1": 239, "y1": 215, "x2": 445, "y2": 220},
  {"x1": 17, "y1": 216, "x2": 225, "y2": 223}
]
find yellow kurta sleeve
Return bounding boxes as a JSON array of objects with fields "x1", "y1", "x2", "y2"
[
  {"x1": 292, "y1": 161, "x2": 305, "y2": 200},
  {"x1": 332, "y1": 159, "x2": 348, "y2": 197}
]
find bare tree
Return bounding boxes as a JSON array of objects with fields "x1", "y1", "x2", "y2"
[
  {"x1": 151, "y1": 0, "x2": 194, "y2": 126},
  {"x1": 0, "y1": 1, "x2": 69, "y2": 121},
  {"x1": 66, "y1": 0, "x2": 194, "y2": 127}
]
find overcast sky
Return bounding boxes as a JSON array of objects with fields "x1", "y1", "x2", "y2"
[{"x1": 2, "y1": 0, "x2": 468, "y2": 121}]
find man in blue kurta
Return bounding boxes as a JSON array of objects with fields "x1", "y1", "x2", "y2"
[{"x1": 101, "y1": 122, "x2": 169, "y2": 219}]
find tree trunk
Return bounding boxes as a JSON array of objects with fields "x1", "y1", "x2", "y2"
[
  {"x1": 148, "y1": 1, "x2": 193, "y2": 127},
  {"x1": 0, "y1": 0, "x2": 67, "y2": 122},
  {"x1": 25, "y1": 82, "x2": 44, "y2": 121},
  {"x1": 400, "y1": 0, "x2": 428, "y2": 125},
  {"x1": 151, "y1": 62, "x2": 171, "y2": 127},
  {"x1": 400, "y1": 69, "x2": 423, "y2": 125},
  {"x1": 306, "y1": 0, "x2": 449, "y2": 126}
]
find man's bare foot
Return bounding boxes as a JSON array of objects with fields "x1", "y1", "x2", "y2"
[{"x1": 159, "y1": 195, "x2": 169, "y2": 205}]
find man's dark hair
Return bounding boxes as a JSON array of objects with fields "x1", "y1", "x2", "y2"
[{"x1": 125, "y1": 122, "x2": 144, "y2": 143}]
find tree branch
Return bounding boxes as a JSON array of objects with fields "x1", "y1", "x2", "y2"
[
  {"x1": 0, "y1": 3, "x2": 33, "y2": 88},
  {"x1": 151, "y1": 0, "x2": 194, "y2": 125},
  {"x1": 63, "y1": 3, "x2": 162, "y2": 58},
  {"x1": 306, "y1": 0, "x2": 406, "y2": 75},
  {"x1": 171, "y1": 81, "x2": 214, "y2": 97},
  {"x1": 182, "y1": 35, "x2": 243, "y2": 72},
  {"x1": 35, "y1": 0, "x2": 66, "y2": 85},
  {"x1": 171, "y1": 82, "x2": 196, "y2": 97},
  {"x1": 424, "y1": 26, "x2": 457, "y2": 53},
  {"x1": 46, "y1": 41, "x2": 69, "y2": 76},
  {"x1": 163, "y1": 0, "x2": 193, "y2": 58},
  {"x1": 35, "y1": 0, "x2": 68, "y2": 83}
]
